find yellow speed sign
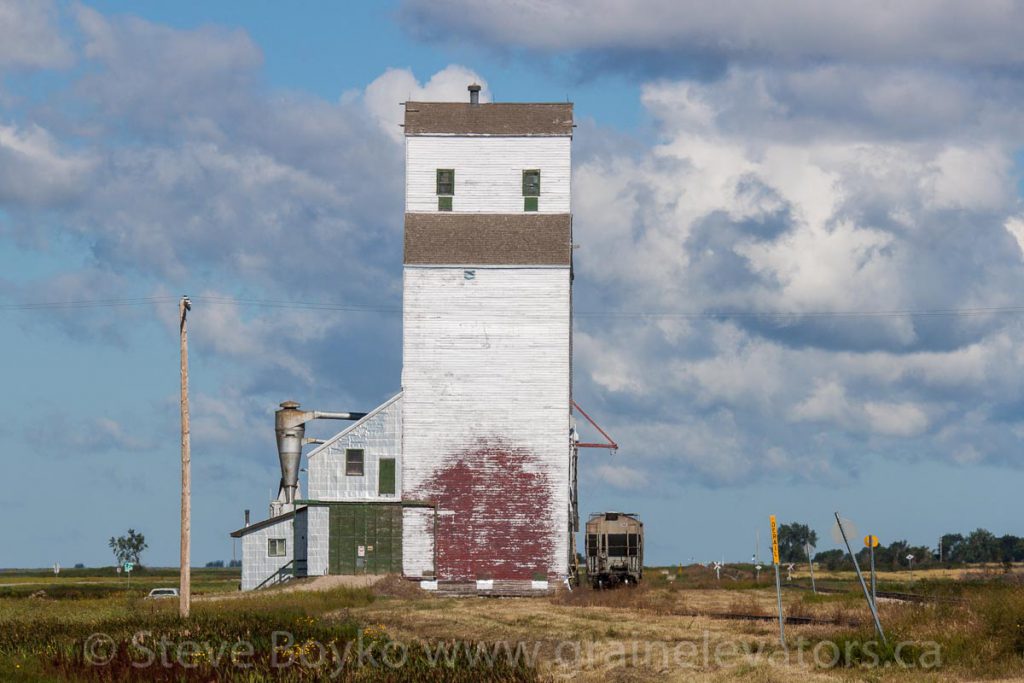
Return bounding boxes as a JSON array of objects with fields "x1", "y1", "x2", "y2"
[
  {"x1": 864, "y1": 535, "x2": 879, "y2": 548},
  {"x1": 769, "y1": 515, "x2": 780, "y2": 565}
]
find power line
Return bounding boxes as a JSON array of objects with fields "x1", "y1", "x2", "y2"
[
  {"x1": 194, "y1": 295, "x2": 401, "y2": 314},
  {"x1": 3, "y1": 294, "x2": 1024, "y2": 320},
  {"x1": 0, "y1": 296, "x2": 179, "y2": 311},
  {"x1": 574, "y1": 305, "x2": 1024, "y2": 320}
]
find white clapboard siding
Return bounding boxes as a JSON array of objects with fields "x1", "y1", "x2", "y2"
[
  {"x1": 402, "y1": 507, "x2": 436, "y2": 578},
  {"x1": 406, "y1": 136, "x2": 571, "y2": 213},
  {"x1": 401, "y1": 266, "x2": 571, "y2": 577},
  {"x1": 306, "y1": 394, "x2": 402, "y2": 502},
  {"x1": 240, "y1": 516, "x2": 294, "y2": 591}
]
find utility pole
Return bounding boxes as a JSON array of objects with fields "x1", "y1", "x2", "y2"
[{"x1": 179, "y1": 295, "x2": 192, "y2": 619}]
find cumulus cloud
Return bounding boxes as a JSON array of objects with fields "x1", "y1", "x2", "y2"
[
  {"x1": 6, "y1": 1, "x2": 1024, "y2": 496},
  {"x1": 593, "y1": 463, "x2": 648, "y2": 491},
  {"x1": 400, "y1": 0, "x2": 1024, "y2": 73},
  {"x1": 170, "y1": 291, "x2": 338, "y2": 384},
  {"x1": 362, "y1": 64, "x2": 489, "y2": 141},
  {"x1": 567, "y1": 51, "x2": 1024, "y2": 481},
  {"x1": 0, "y1": 9, "x2": 455, "y2": 483},
  {"x1": 0, "y1": 123, "x2": 95, "y2": 207},
  {"x1": 36, "y1": 414, "x2": 155, "y2": 456},
  {"x1": 0, "y1": 0, "x2": 72, "y2": 69}
]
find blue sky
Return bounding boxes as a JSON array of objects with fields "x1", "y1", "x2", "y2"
[{"x1": 2, "y1": 0, "x2": 1024, "y2": 568}]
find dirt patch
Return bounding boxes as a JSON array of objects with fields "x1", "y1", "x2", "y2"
[
  {"x1": 370, "y1": 573, "x2": 427, "y2": 599},
  {"x1": 195, "y1": 574, "x2": 385, "y2": 602},
  {"x1": 341, "y1": 591, "x2": 845, "y2": 682},
  {"x1": 279, "y1": 574, "x2": 385, "y2": 592}
]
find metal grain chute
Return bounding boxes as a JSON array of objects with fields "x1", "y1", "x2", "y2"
[{"x1": 273, "y1": 401, "x2": 366, "y2": 510}]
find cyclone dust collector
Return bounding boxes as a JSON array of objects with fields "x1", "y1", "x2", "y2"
[{"x1": 274, "y1": 401, "x2": 366, "y2": 508}]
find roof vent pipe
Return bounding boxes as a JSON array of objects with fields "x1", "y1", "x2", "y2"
[
  {"x1": 468, "y1": 83, "x2": 481, "y2": 105},
  {"x1": 244, "y1": 509, "x2": 250, "y2": 527}
]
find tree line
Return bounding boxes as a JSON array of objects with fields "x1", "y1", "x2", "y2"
[{"x1": 774, "y1": 523, "x2": 1024, "y2": 570}]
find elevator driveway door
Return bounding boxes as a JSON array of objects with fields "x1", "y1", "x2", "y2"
[{"x1": 328, "y1": 504, "x2": 402, "y2": 574}]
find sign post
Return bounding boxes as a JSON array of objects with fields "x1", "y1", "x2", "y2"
[
  {"x1": 805, "y1": 542, "x2": 817, "y2": 594},
  {"x1": 124, "y1": 562, "x2": 134, "y2": 592},
  {"x1": 837, "y1": 513, "x2": 886, "y2": 645},
  {"x1": 769, "y1": 515, "x2": 785, "y2": 648},
  {"x1": 864, "y1": 535, "x2": 879, "y2": 605}
]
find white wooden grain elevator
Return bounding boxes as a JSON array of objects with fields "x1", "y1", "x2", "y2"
[{"x1": 233, "y1": 87, "x2": 585, "y2": 593}]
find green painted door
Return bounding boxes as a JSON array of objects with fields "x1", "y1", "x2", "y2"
[
  {"x1": 328, "y1": 504, "x2": 402, "y2": 575},
  {"x1": 369, "y1": 505, "x2": 402, "y2": 574}
]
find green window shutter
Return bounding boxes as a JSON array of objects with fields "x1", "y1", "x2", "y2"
[
  {"x1": 438, "y1": 196, "x2": 452, "y2": 211},
  {"x1": 378, "y1": 458, "x2": 396, "y2": 495},
  {"x1": 524, "y1": 196, "x2": 538, "y2": 212},
  {"x1": 522, "y1": 170, "x2": 540, "y2": 196}
]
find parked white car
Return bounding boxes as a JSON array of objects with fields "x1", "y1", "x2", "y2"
[{"x1": 146, "y1": 588, "x2": 179, "y2": 599}]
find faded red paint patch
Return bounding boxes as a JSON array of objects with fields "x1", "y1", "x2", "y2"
[{"x1": 421, "y1": 441, "x2": 554, "y2": 581}]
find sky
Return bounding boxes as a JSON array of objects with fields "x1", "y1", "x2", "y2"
[{"x1": 1, "y1": 0, "x2": 1023, "y2": 568}]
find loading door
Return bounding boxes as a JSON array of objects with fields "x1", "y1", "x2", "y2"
[{"x1": 328, "y1": 504, "x2": 402, "y2": 575}]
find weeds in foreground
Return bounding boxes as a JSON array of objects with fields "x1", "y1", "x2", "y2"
[
  {"x1": 808, "y1": 583, "x2": 1024, "y2": 677},
  {"x1": 0, "y1": 587, "x2": 538, "y2": 682}
]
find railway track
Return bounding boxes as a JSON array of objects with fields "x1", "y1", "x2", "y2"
[
  {"x1": 783, "y1": 582, "x2": 962, "y2": 604},
  {"x1": 688, "y1": 611, "x2": 852, "y2": 626}
]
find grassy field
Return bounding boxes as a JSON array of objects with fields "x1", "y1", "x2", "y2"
[
  {"x1": 1, "y1": 565, "x2": 1022, "y2": 681},
  {"x1": 0, "y1": 567, "x2": 239, "y2": 600}
]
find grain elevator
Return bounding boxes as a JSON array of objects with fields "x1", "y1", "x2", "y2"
[{"x1": 232, "y1": 86, "x2": 587, "y2": 593}]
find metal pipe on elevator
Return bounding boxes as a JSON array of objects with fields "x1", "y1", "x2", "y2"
[{"x1": 274, "y1": 401, "x2": 366, "y2": 505}]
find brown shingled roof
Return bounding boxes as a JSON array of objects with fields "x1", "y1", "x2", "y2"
[
  {"x1": 404, "y1": 213, "x2": 572, "y2": 265},
  {"x1": 404, "y1": 102, "x2": 573, "y2": 136}
]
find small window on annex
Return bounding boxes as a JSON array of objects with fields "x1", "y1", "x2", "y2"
[
  {"x1": 436, "y1": 169, "x2": 454, "y2": 211},
  {"x1": 345, "y1": 448, "x2": 365, "y2": 476},
  {"x1": 523, "y1": 169, "x2": 540, "y2": 211},
  {"x1": 268, "y1": 538, "x2": 286, "y2": 557}
]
